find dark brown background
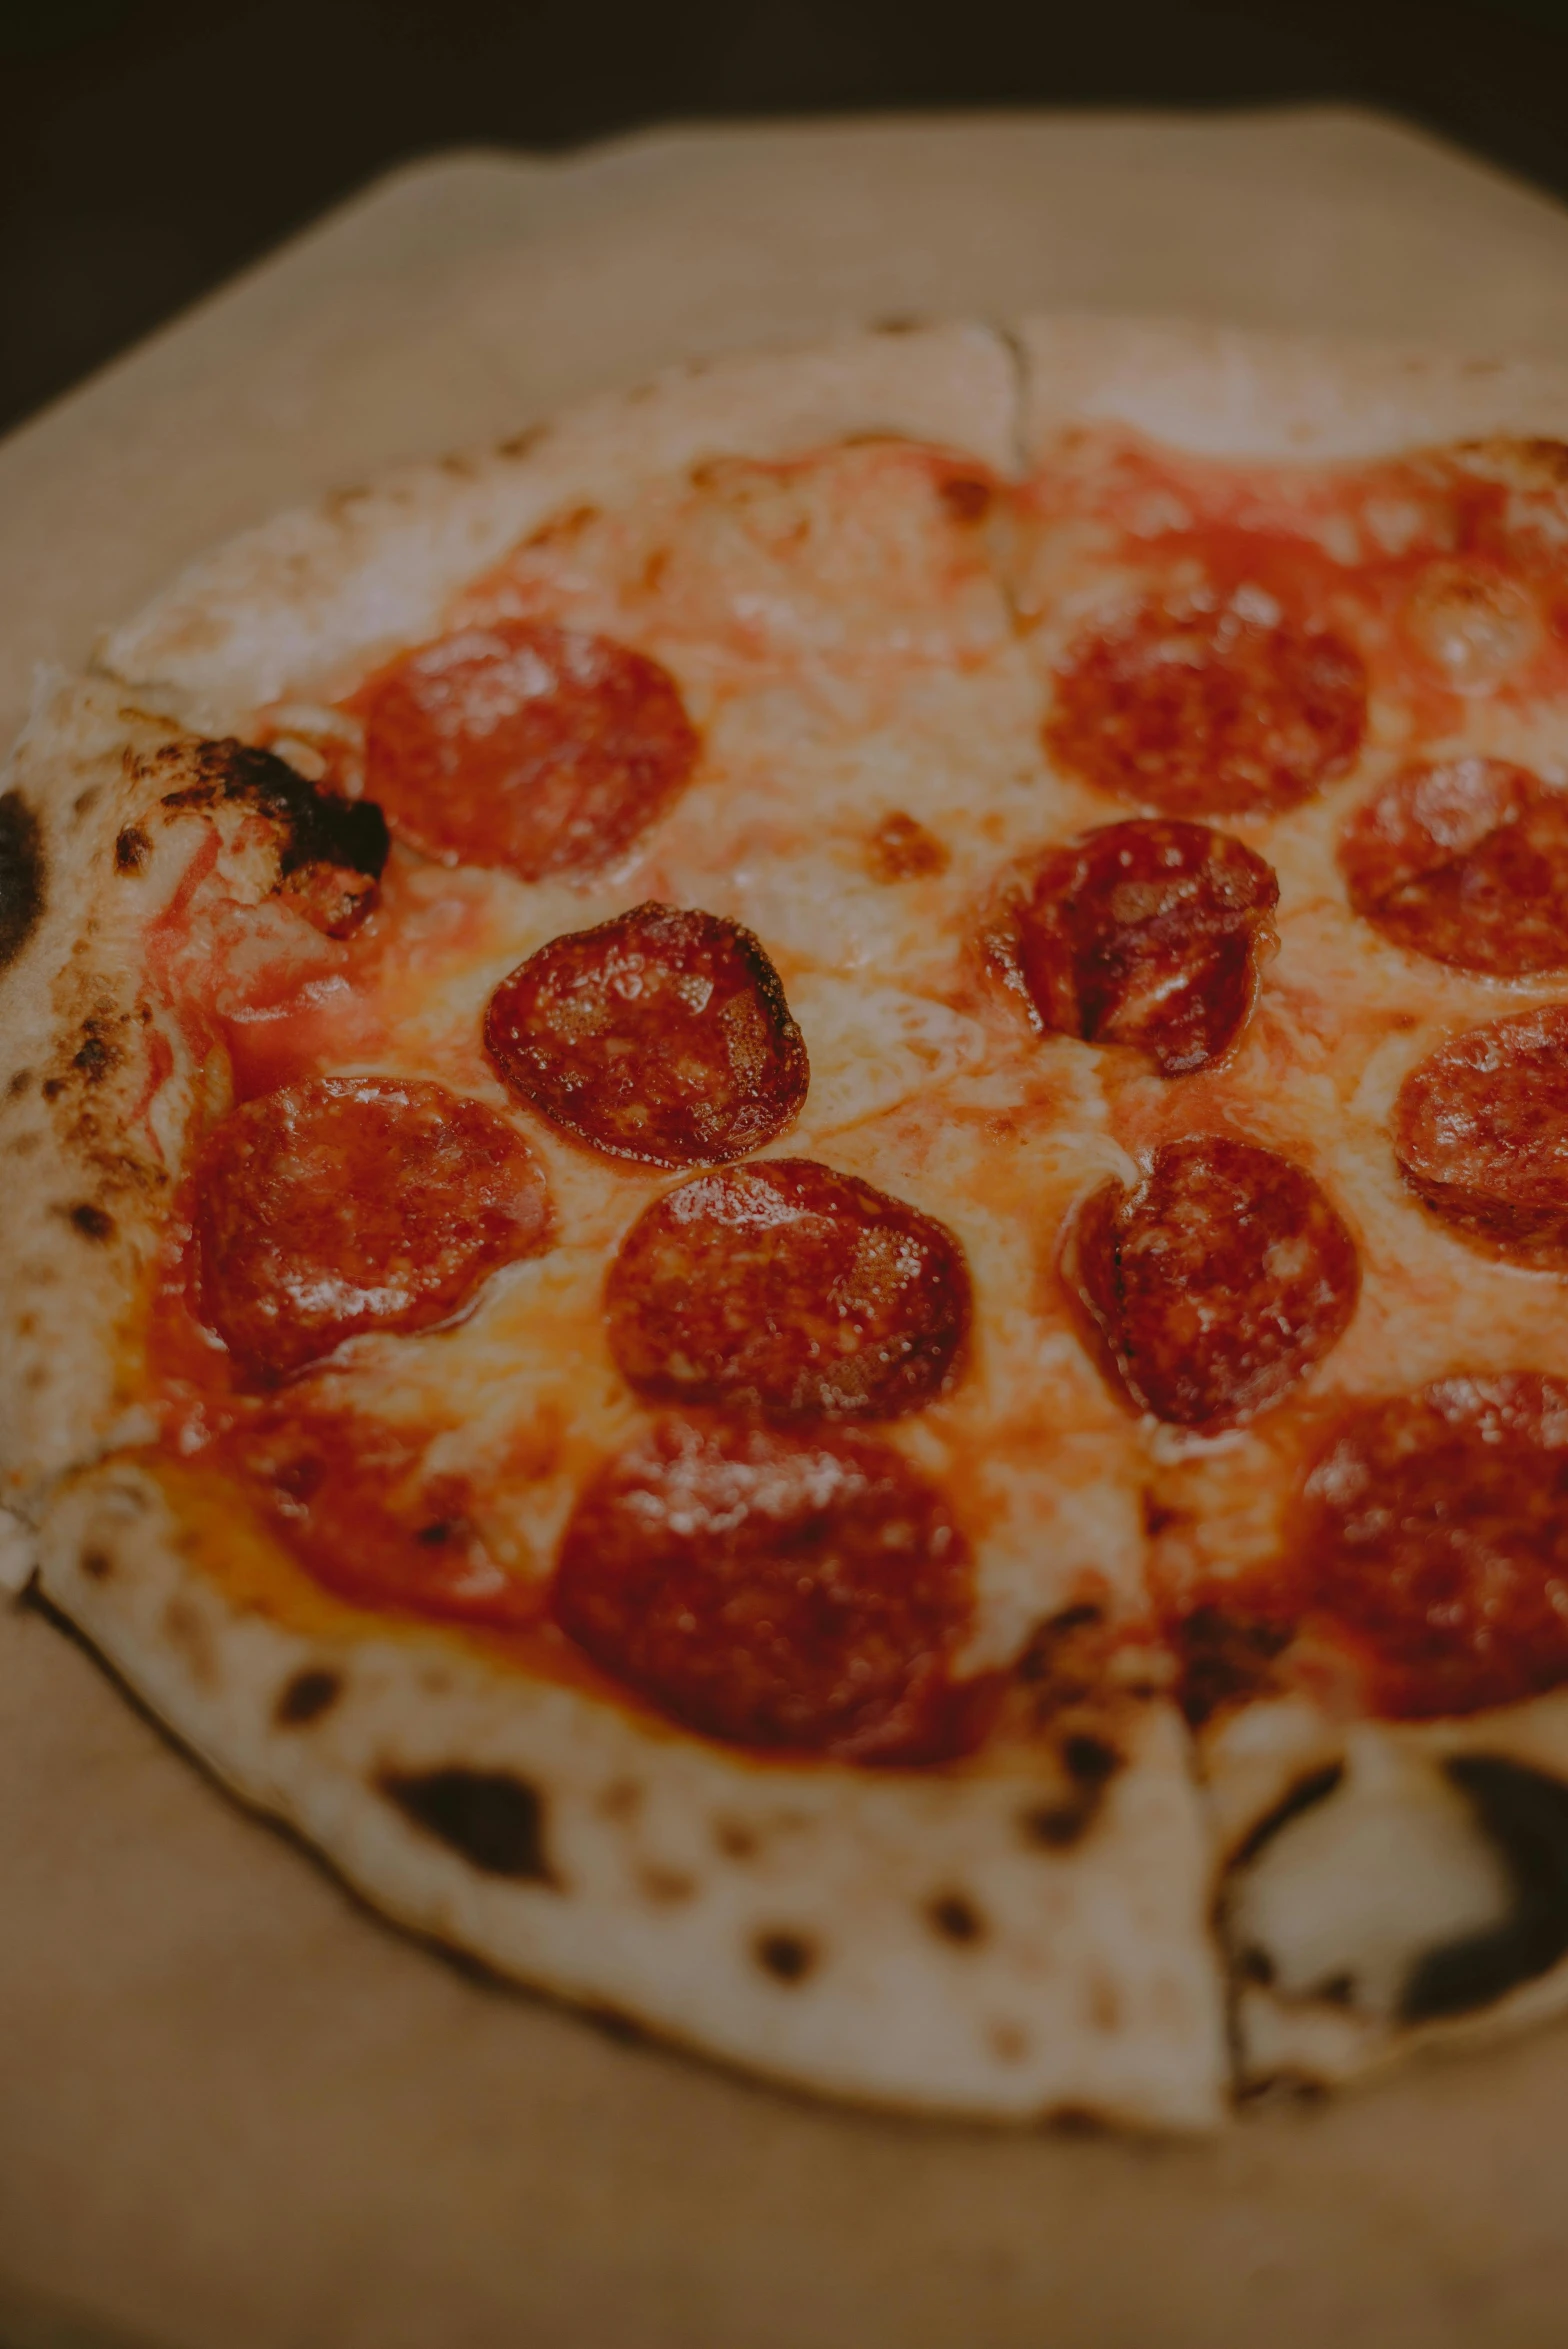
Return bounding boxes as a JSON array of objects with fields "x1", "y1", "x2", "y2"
[{"x1": 4, "y1": 0, "x2": 1568, "y2": 437}]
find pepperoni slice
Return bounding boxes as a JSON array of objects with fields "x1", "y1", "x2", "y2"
[
  {"x1": 1299, "y1": 1374, "x2": 1568, "y2": 1718},
  {"x1": 359, "y1": 620, "x2": 699, "y2": 883},
  {"x1": 553, "y1": 1416, "x2": 977, "y2": 1762},
  {"x1": 605, "y1": 1159, "x2": 970, "y2": 1420},
  {"x1": 1002, "y1": 819, "x2": 1278, "y2": 1075},
  {"x1": 195, "y1": 1075, "x2": 551, "y2": 1380},
  {"x1": 1340, "y1": 758, "x2": 1568, "y2": 976},
  {"x1": 222, "y1": 1406, "x2": 538, "y2": 1630},
  {"x1": 1046, "y1": 590, "x2": 1367, "y2": 816},
  {"x1": 1062, "y1": 1136, "x2": 1359, "y2": 1430},
  {"x1": 1395, "y1": 1006, "x2": 1568, "y2": 1268},
  {"x1": 485, "y1": 901, "x2": 809, "y2": 1167}
]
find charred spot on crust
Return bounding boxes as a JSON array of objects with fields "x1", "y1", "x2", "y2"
[
  {"x1": 381, "y1": 1767, "x2": 557, "y2": 1883},
  {"x1": 1230, "y1": 1763, "x2": 1345, "y2": 1873},
  {"x1": 927, "y1": 1892, "x2": 986, "y2": 1944},
  {"x1": 275, "y1": 1667, "x2": 342, "y2": 1726},
  {"x1": 1401, "y1": 1756, "x2": 1568, "y2": 2022},
  {"x1": 1175, "y1": 1606, "x2": 1295, "y2": 1728},
  {"x1": 65, "y1": 1202, "x2": 114, "y2": 1242},
  {"x1": 70, "y1": 1019, "x2": 119, "y2": 1084},
  {"x1": 755, "y1": 1929, "x2": 816, "y2": 1983},
  {"x1": 159, "y1": 739, "x2": 389, "y2": 885},
  {"x1": 1062, "y1": 1732, "x2": 1121, "y2": 1786},
  {"x1": 1020, "y1": 1728, "x2": 1127, "y2": 1851},
  {"x1": 1020, "y1": 1793, "x2": 1099, "y2": 1851},
  {"x1": 639, "y1": 1867, "x2": 697, "y2": 1904},
  {"x1": 115, "y1": 825, "x2": 151, "y2": 873},
  {"x1": 0, "y1": 791, "x2": 44, "y2": 973}
]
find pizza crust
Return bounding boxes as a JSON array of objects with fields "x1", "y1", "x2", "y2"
[
  {"x1": 0, "y1": 683, "x2": 212, "y2": 1512},
  {"x1": 98, "y1": 323, "x2": 1020, "y2": 734},
  {"x1": 1017, "y1": 313, "x2": 1568, "y2": 460},
  {"x1": 35, "y1": 1454, "x2": 1225, "y2": 2128}
]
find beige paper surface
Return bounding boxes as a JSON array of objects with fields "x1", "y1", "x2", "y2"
[{"x1": 7, "y1": 107, "x2": 1568, "y2": 2349}]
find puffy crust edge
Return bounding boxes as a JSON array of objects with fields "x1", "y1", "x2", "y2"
[
  {"x1": 1016, "y1": 313, "x2": 1568, "y2": 461},
  {"x1": 96, "y1": 322, "x2": 1021, "y2": 732},
  {"x1": 0, "y1": 682, "x2": 210, "y2": 1513},
  {"x1": 32, "y1": 1457, "x2": 1227, "y2": 2131}
]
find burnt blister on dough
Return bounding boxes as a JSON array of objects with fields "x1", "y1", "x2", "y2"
[
  {"x1": 381, "y1": 1766, "x2": 557, "y2": 1883},
  {"x1": 0, "y1": 791, "x2": 44, "y2": 972},
  {"x1": 1402, "y1": 1757, "x2": 1568, "y2": 2022},
  {"x1": 157, "y1": 739, "x2": 389, "y2": 884}
]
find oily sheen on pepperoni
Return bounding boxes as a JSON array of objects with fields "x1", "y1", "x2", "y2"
[
  {"x1": 554, "y1": 1416, "x2": 976, "y2": 1762},
  {"x1": 359, "y1": 619, "x2": 698, "y2": 882},
  {"x1": 1299, "y1": 1375, "x2": 1568, "y2": 1718},
  {"x1": 1046, "y1": 589, "x2": 1366, "y2": 816},
  {"x1": 222, "y1": 1407, "x2": 538, "y2": 1630},
  {"x1": 605, "y1": 1159, "x2": 970, "y2": 1419},
  {"x1": 1340, "y1": 758, "x2": 1568, "y2": 975},
  {"x1": 1395, "y1": 1005, "x2": 1568, "y2": 1267},
  {"x1": 485, "y1": 901, "x2": 809, "y2": 1167},
  {"x1": 1062, "y1": 1136, "x2": 1359, "y2": 1431},
  {"x1": 195, "y1": 1075, "x2": 551, "y2": 1379},
  {"x1": 1005, "y1": 819, "x2": 1278, "y2": 1075}
]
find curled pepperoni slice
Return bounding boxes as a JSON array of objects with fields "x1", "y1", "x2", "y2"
[
  {"x1": 1046, "y1": 590, "x2": 1366, "y2": 816},
  {"x1": 1002, "y1": 819, "x2": 1278, "y2": 1075},
  {"x1": 222, "y1": 1407, "x2": 538, "y2": 1631},
  {"x1": 1299, "y1": 1374, "x2": 1568, "y2": 1717},
  {"x1": 195, "y1": 1075, "x2": 551, "y2": 1380},
  {"x1": 1062, "y1": 1136, "x2": 1359, "y2": 1431},
  {"x1": 360, "y1": 620, "x2": 699, "y2": 883},
  {"x1": 1395, "y1": 1005, "x2": 1568, "y2": 1267},
  {"x1": 1340, "y1": 758, "x2": 1568, "y2": 976},
  {"x1": 554, "y1": 1416, "x2": 977, "y2": 1762},
  {"x1": 485, "y1": 901, "x2": 809, "y2": 1167},
  {"x1": 605, "y1": 1159, "x2": 970, "y2": 1420}
]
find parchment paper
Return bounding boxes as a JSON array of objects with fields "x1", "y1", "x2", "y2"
[{"x1": 7, "y1": 108, "x2": 1568, "y2": 2349}]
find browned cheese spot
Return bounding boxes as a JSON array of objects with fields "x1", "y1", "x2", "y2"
[
  {"x1": 275, "y1": 1667, "x2": 342, "y2": 1726},
  {"x1": 114, "y1": 825, "x2": 151, "y2": 874},
  {"x1": 381, "y1": 1767, "x2": 558, "y2": 1883},
  {"x1": 66, "y1": 1202, "x2": 114, "y2": 1242},
  {"x1": 79, "y1": 1547, "x2": 113, "y2": 1582},
  {"x1": 988, "y1": 2021, "x2": 1029, "y2": 2064},
  {"x1": 714, "y1": 1818, "x2": 759, "y2": 1860},
  {"x1": 928, "y1": 1891, "x2": 987, "y2": 1945},
  {"x1": 866, "y1": 809, "x2": 951, "y2": 883},
  {"x1": 755, "y1": 1929, "x2": 816, "y2": 1984}
]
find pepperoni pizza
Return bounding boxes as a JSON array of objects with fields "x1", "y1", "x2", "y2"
[{"x1": 12, "y1": 319, "x2": 1568, "y2": 2124}]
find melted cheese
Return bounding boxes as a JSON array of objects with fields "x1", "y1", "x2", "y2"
[{"x1": 129, "y1": 429, "x2": 1568, "y2": 1724}]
